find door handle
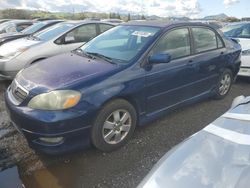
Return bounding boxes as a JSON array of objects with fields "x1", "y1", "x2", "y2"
[
  {"x1": 220, "y1": 51, "x2": 224, "y2": 55},
  {"x1": 187, "y1": 60, "x2": 195, "y2": 66}
]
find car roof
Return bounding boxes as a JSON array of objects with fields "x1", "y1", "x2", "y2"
[
  {"x1": 4, "y1": 19, "x2": 33, "y2": 24},
  {"x1": 122, "y1": 20, "x2": 215, "y2": 28},
  {"x1": 60, "y1": 20, "x2": 116, "y2": 26},
  {"x1": 40, "y1": 20, "x2": 64, "y2": 24}
]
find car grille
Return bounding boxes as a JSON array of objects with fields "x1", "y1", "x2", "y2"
[{"x1": 10, "y1": 80, "x2": 28, "y2": 104}]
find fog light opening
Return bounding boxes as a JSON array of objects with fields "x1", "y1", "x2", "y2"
[{"x1": 38, "y1": 137, "x2": 64, "y2": 144}]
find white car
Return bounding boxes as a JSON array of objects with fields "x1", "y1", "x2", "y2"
[
  {"x1": 138, "y1": 95, "x2": 250, "y2": 188},
  {"x1": 0, "y1": 21, "x2": 114, "y2": 80},
  {"x1": 222, "y1": 22, "x2": 250, "y2": 77}
]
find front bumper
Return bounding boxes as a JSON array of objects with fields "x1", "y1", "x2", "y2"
[
  {"x1": 0, "y1": 71, "x2": 17, "y2": 80},
  {"x1": 238, "y1": 67, "x2": 250, "y2": 77},
  {"x1": 0, "y1": 58, "x2": 24, "y2": 80},
  {"x1": 5, "y1": 89, "x2": 95, "y2": 155}
]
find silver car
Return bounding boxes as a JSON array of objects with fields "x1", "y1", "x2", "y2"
[
  {"x1": 0, "y1": 20, "x2": 33, "y2": 34},
  {"x1": 0, "y1": 21, "x2": 114, "y2": 80},
  {"x1": 138, "y1": 95, "x2": 250, "y2": 188}
]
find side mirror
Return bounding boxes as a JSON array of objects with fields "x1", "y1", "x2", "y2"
[{"x1": 148, "y1": 53, "x2": 171, "y2": 64}]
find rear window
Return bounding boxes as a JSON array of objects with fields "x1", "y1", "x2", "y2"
[
  {"x1": 222, "y1": 23, "x2": 250, "y2": 38},
  {"x1": 99, "y1": 24, "x2": 114, "y2": 33}
]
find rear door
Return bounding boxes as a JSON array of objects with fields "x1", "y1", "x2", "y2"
[{"x1": 189, "y1": 26, "x2": 226, "y2": 93}]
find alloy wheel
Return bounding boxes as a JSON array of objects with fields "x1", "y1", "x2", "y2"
[
  {"x1": 102, "y1": 109, "x2": 132, "y2": 144},
  {"x1": 219, "y1": 73, "x2": 231, "y2": 96}
]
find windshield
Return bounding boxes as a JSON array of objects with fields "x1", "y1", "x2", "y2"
[
  {"x1": 222, "y1": 23, "x2": 250, "y2": 38},
  {"x1": 21, "y1": 22, "x2": 47, "y2": 34},
  {"x1": 81, "y1": 25, "x2": 160, "y2": 63},
  {"x1": 32, "y1": 23, "x2": 74, "y2": 41}
]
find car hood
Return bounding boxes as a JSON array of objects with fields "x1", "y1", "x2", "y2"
[
  {"x1": 0, "y1": 37, "x2": 40, "y2": 57},
  {"x1": 16, "y1": 53, "x2": 119, "y2": 93},
  {"x1": 0, "y1": 32, "x2": 24, "y2": 39},
  {"x1": 138, "y1": 97, "x2": 250, "y2": 188}
]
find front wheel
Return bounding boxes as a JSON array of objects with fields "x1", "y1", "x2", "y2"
[
  {"x1": 214, "y1": 69, "x2": 233, "y2": 99},
  {"x1": 91, "y1": 99, "x2": 137, "y2": 152}
]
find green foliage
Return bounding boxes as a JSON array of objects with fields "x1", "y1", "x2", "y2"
[
  {"x1": 0, "y1": 9, "x2": 30, "y2": 19},
  {"x1": 0, "y1": 8, "x2": 120, "y2": 21},
  {"x1": 224, "y1": 17, "x2": 241, "y2": 22}
]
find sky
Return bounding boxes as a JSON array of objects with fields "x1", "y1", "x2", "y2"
[{"x1": 0, "y1": 0, "x2": 249, "y2": 19}]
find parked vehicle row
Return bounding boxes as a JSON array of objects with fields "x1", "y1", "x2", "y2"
[
  {"x1": 0, "y1": 21, "x2": 115, "y2": 79},
  {"x1": 4, "y1": 21, "x2": 241, "y2": 154},
  {"x1": 0, "y1": 20, "x2": 63, "y2": 46},
  {"x1": 0, "y1": 20, "x2": 34, "y2": 34}
]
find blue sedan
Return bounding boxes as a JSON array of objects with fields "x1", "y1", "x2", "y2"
[{"x1": 5, "y1": 21, "x2": 241, "y2": 154}]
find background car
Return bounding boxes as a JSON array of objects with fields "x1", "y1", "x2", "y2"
[
  {"x1": 222, "y1": 22, "x2": 250, "y2": 77},
  {"x1": 0, "y1": 20, "x2": 33, "y2": 34},
  {"x1": 0, "y1": 19, "x2": 11, "y2": 24},
  {"x1": 0, "y1": 21, "x2": 115, "y2": 79},
  {"x1": 138, "y1": 95, "x2": 250, "y2": 188},
  {"x1": 190, "y1": 20, "x2": 225, "y2": 29},
  {"x1": 5, "y1": 21, "x2": 241, "y2": 154},
  {"x1": 101, "y1": 19, "x2": 124, "y2": 24},
  {"x1": 0, "y1": 20, "x2": 64, "y2": 46}
]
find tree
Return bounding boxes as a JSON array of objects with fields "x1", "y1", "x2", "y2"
[
  {"x1": 127, "y1": 13, "x2": 131, "y2": 21},
  {"x1": 1, "y1": 9, "x2": 30, "y2": 19},
  {"x1": 141, "y1": 14, "x2": 146, "y2": 20},
  {"x1": 116, "y1": 12, "x2": 121, "y2": 19},
  {"x1": 225, "y1": 17, "x2": 240, "y2": 22}
]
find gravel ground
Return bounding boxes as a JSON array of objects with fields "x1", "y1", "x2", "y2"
[{"x1": 0, "y1": 78, "x2": 250, "y2": 188}]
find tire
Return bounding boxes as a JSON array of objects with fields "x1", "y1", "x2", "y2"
[
  {"x1": 213, "y1": 68, "x2": 233, "y2": 99},
  {"x1": 91, "y1": 99, "x2": 137, "y2": 152}
]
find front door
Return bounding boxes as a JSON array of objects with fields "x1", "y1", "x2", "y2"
[
  {"x1": 145, "y1": 27, "x2": 197, "y2": 114},
  {"x1": 60, "y1": 24, "x2": 98, "y2": 52}
]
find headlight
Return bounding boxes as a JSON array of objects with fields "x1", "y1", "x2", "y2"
[
  {"x1": 242, "y1": 49, "x2": 250, "y2": 56},
  {"x1": 28, "y1": 90, "x2": 81, "y2": 110}
]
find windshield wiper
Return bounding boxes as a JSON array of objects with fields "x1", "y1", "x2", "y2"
[
  {"x1": 72, "y1": 49, "x2": 94, "y2": 59},
  {"x1": 85, "y1": 52, "x2": 116, "y2": 64}
]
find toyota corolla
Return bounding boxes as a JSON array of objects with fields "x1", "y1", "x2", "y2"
[{"x1": 5, "y1": 21, "x2": 241, "y2": 154}]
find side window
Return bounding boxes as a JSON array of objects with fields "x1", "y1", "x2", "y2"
[
  {"x1": 17, "y1": 24, "x2": 31, "y2": 32},
  {"x1": 239, "y1": 24, "x2": 250, "y2": 38},
  {"x1": 99, "y1": 24, "x2": 114, "y2": 33},
  {"x1": 152, "y1": 28, "x2": 191, "y2": 60},
  {"x1": 65, "y1": 24, "x2": 97, "y2": 43},
  {"x1": 192, "y1": 27, "x2": 217, "y2": 53}
]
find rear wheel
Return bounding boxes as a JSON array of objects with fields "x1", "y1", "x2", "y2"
[
  {"x1": 91, "y1": 99, "x2": 137, "y2": 152},
  {"x1": 214, "y1": 69, "x2": 233, "y2": 99}
]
